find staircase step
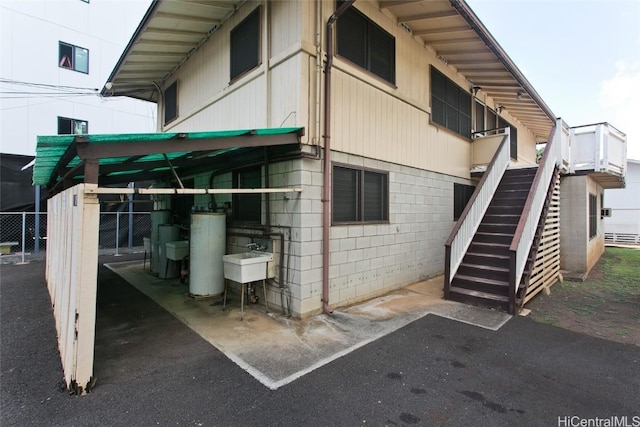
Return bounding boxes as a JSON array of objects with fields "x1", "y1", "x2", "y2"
[
  {"x1": 504, "y1": 168, "x2": 537, "y2": 177},
  {"x1": 486, "y1": 205, "x2": 525, "y2": 215},
  {"x1": 482, "y1": 214, "x2": 521, "y2": 225},
  {"x1": 478, "y1": 223, "x2": 517, "y2": 234},
  {"x1": 448, "y1": 286, "x2": 510, "y2": 311},
  {"x1": 469, "y1": 242, "x2": 510, "y2": 255},
  {"x1": 497, "y1": 182, "x2": 533, "y2": 191},
  {"x1": 489, "y1": 195, "x2": 527, "y2": 208},
  {"x1": 463, "y1": 252, "x2": 510, "y2": 268},
  {"x1": 473, "y1": 232, "x2": 513, "y2": 245},
  {"x1": 457, "y1": 262, "x2": 510, "y2": 283}
]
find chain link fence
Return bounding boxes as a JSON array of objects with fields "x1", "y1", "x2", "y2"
[{"x1": 0, "y1": 211, "x2": 151, "y2": 263}]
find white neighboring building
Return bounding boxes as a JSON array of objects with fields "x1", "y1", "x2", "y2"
[
  {"x1": 0, "y1": 0, "x2": 155, "y2": 156},
  {"x1": 605, "y1": 159, "x2": 640, "y2": 245}
]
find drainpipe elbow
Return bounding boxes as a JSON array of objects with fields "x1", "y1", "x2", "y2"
[{"x1": 323, "y1": 301, "x2": 334, "y2": 315}]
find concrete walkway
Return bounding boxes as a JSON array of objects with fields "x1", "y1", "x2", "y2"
[{"x1": 106, "y1": 260, "x2": 511, "y2": 390}]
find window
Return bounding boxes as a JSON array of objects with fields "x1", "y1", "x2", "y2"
[
  {"x1": 498, "y1": 117, "x2": 518, "y2": 160},
  {"x1": 164, "y1": 81, "x2": 178, "y2": 125},
  {"x1": 589, "y1": 193, "x2": 597, "y2": 239},
  {"x1": 336, "y1": 1, "x2": 395, "y2": 84},
  {"x1": 57, "y1": 116, "x2": 88, "y2": 135},
  {"x1": 232, "y1": 167, "x2": 262, "y2": 223},
  {"x1": 230, "y1": 7, "x2": 261, "y2": 81},
  {"x1": 473, "y1": 100, "x2": 485, "y2": 135},
  {"x1": 333, "y1": 165, "x2": 388, "y2": 223},
  {"x1": 454, "y1": 183, "x2": 475, "y2": 221},
  {"x1": 430, "y1": 67, "x2": 471, "y2": 138},
  {"x1": 59, "y1": 42, "x2": 88, "y2": 73}
]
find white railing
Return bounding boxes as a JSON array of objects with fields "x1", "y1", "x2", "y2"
[
  {"x1": 569, "y1": 122, "x2": 627, "y2": 177},
  {"x1": 509, "y1": 125, "x2": 559, "y2": 304},
  {"x1": 445, "y1": 129, "x2": 510, "y2": 291},
  {"x1": 556, "y1": 118, "x2": 571, "y2": 173}
]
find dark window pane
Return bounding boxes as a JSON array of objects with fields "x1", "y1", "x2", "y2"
[
  {"x1": 233, "y1": 167, "x2": 262, "y2": 223},
  {"x1": 336, "y1": 7, "x2": 367, "y2": 69},
  {"x1": 499, "y1": 117, "x2": 518, "y2": 160},
  {"x1": 336, "y1": 3, "x2": 394, "y2": 84},
  {"x1": 474, "y1": 101, "x2": 485, "y2": 133},
  {"x1": 58, "y1": 117, "x2": 72, "y2": 134},
  {"x1": 164, "y1": 81, "x2": 177, "y2": 124},
  {"x1": 230, "y1": 7, "x2": 261, "y2": 81},
  {"x1": 363, "y1": 171, "x2": 387, "y2": 221},
  {"x1": 487, "y1": 109, "x2": 497, "y2": 129},
  {"x1": 589, "y1": 194, "x2": 597, "y2": 238},
  {"x1": 333, "y1": 166, "x2": 358, "y2": 222},
  {"x1": 368, "y1": 23, "x2": 395, "y2": 83},
  {"x1": 430, "y1": 67, "x2": 471, "y2": 138},
  {"x1": 454, "y1": 183, "x2": 475, "y2": 220},
  {"x1": 432, "y1": 69, "x2": 445, "y2": 99},
  {"x1": 59, "y1": 43, "x2": 73, "y2": 69}
]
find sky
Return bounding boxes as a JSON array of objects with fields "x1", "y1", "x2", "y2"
[{"x1": 465, "y1": 0, "x2": 640, "y2": 160}]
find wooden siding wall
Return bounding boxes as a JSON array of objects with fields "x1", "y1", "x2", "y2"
[
  {"x1": 46, "y1": 184, "x2": 100, "y2": 394},
  {"x1": 310, "y1": 0, "x2": 539, "y2": 179},
  {"x1": 524, "y1": 175, "x2": 560, "y2": 304},
  {"x1": 162, "y1": 1, "x2": 305, "y2": 136},
  {"x1": 162, "y1": 0, "x2": 542, "y2": 178}
]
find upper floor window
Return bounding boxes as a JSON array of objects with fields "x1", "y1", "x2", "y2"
[
  {"x1": 230, "y1": 7, "x2": 261, "y2": 81},
  {"x1": 164, "y1": 81, "x2": 178, "y2": 125},
  {"x1": 59, "y1": 42, "x2": 88, "y2": 74},
  {"x1": 58, "y1": 116, "x2": 88, "y2": 135},
  {"x1": 333, "y1": 165, "x2": 388, "y2": 224},
  {"x1": 336, "y1": 1, "x2": 395, "y2": 85},
  {"x1": 430, "y1": 67, "x2": 471, "y2": 138},
  {"x1": 498, "y1": 117, "x2": 518, "y2": 160}
]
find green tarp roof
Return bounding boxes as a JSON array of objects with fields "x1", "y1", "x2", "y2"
[{"x1": 34, "y1": 127, "x2": 303, "y2": 187}]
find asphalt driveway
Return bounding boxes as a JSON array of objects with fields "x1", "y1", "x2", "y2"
[{"x1": 2, "y1": 255, "x2": 639, "y2": 426}]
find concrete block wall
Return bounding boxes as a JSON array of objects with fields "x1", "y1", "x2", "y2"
[
  {"x1": 180, "y1": 152, "x2": 471, "y2": 318},
  {"x1": 560, "y1": 175, "x2": 587, "y2": 272},
  {"x1": 259, "y1": 151, "x2": 470, "y2": 318},
  {"x1": 559, "y1": 174, "x2": 605, "y2": 276}
]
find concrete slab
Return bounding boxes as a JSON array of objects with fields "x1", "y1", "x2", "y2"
[{"x1": 105, "y1": 261, "x2": 511, "y2": 390}]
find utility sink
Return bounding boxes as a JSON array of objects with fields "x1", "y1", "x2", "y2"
[{"x1": 223, "y1": 251, "x2": 273, "y2": 283}]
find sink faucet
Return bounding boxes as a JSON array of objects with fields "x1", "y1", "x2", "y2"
[{"x1": 246, "y1": 242, "x2": 266, "y2": 251}]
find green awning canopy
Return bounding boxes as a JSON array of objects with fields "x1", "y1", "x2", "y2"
[{"x1": 34, "y1": 127, "x2": 303, "y2": 190}]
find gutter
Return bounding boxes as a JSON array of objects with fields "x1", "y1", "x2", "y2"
[
  {"x1": 449, "y1": 0, "x2": 557, "y2": 123},
  {"x1": 100, "y1": 0, "x2": 162, "y2": 98},
  {"x1": 322, "y1": 0, "x2": 355, "y2": 315}
]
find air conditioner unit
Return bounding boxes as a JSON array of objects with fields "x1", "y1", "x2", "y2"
[{"x1": 601, "y1": 208, "x2": 612, "y2": 217}]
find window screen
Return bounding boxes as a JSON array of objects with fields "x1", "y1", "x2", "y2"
[
  {"x1": 430, "y1": 67, "x2": 471, "y2": 138},
  {"x1": 333, "y1": 165, "x2": 388, "y2": 223},
  {"x1": 336, "y1": 2, "x2": 395, "y2": 84},
  {"x1": 164, "y1": 81, "x2": 178, "y2": 124},
  {"x1": 498, "y1": 117, "x2": 518, "y2": 160},
  {"x1": 230, "y1": 7, "x2": 261, "y2": 81},
  {"x1": 233, "y1": 167, "x2": 262, "y2": 223},
  {"x1": 589, "y1": 193, "x2": 597, "y2": 239},
  {"x1": 454, "y1": 183, "x2": 476, "y2": 221}
]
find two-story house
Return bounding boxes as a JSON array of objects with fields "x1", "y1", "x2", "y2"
[{"x1": 33, "y1": 0, "x2": 626, "y2": 394}]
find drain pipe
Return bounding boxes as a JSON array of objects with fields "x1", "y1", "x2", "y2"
[{"x1": 322, "y1": 0, "x2": 355, "y2": 315}]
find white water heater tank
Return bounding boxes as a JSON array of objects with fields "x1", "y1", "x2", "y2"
[{"x1": 189, "y1": 213, "x2": 226, "y2": 297}]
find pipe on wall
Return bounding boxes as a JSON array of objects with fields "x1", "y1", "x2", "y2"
[{"x1": 322, "y1": 0, "x2": 355, "y2": 315}]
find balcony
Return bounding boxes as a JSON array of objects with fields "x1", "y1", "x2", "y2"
[{"x1": 569, "y1": 123, "x2": 626, "y2": 188}]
